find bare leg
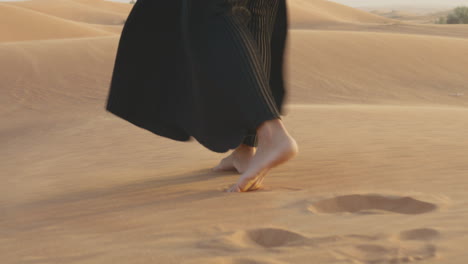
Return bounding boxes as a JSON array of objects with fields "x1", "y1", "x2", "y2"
[
  {"x1": 212, "y1": 143, "x2": 256, "y2": 174},
  {"x1": 226, "y1": 118, "x2": 298, "y2": 192}
]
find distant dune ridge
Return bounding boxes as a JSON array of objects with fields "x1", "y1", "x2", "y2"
[
  {"x1": 288, "y1": 0, "x2": 398, "y2": 27},
  {"x1": 0, "y1": 3, "x2": 114, "y2": 42},
  {"x1": 1, "y1": 0, "x2": 468, "y2": 263},
  {"x1": 287, "y1": 30, "x2": 468, "y2": 106},
  {"x1": 2, "y1": 0, "x2": 129, "y2": 24}
]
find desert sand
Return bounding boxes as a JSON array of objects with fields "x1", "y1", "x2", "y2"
[{"x1": 1, "y1": 0, "x2": 468, "y2": 263}]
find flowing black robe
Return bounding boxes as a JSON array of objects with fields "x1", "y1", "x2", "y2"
[{"x1": 105, "y1": 0, "x2": 289, "y2": 153}]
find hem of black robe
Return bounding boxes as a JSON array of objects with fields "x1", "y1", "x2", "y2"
[
  {"x1": 106, "y1": 104, "x2": 282, "y2": 154},
  {"x1": 105, "y1": 107, "x2": 192, "y2": 143},
  {"x1": 196, "y1": 114, "x2": 282, "y2": 153}
]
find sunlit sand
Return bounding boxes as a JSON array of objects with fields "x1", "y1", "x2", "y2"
[{"x1": 1, "y1": 0, "x2": 468, "y2": 263}]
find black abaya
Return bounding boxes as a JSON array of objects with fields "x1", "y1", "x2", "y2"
[{"x1": 105, "y1": 0, "x2": 289, "y2": 153}]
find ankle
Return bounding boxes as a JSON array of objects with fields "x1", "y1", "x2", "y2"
[
  {"x1": 257, "y1": 119, "x2": 288, "y2": 144},
  {"x1": 234, "y1": 143, "x2": 255, "y2": 154}
]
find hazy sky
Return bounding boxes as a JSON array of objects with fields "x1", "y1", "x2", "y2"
[
  {"x1": 97, "y1": 0, "x2": 468, "y2": 8},
  {"x1": 106, "y1": 0, "x2": 468, "y2": 5},
  {"x1": 103, "y1": 0, "x2": 468, "y2": 6},
  {"x1": 3, "y1": 0, "x2": 464, "y2": 10},
  {"x1": 330, "y1": 0, "x2": 468, "y2": 8}
]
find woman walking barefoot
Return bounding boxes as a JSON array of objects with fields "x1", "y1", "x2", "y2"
[{"x1": 105, "y1": 0, "x2": 298, "y2": 192}]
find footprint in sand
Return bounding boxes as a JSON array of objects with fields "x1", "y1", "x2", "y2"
[
  {"x1": 306, "y1": 194, "x2": 440, "y2": 262},
  {"x1": 335, "y1": 242, "x2": 437, "y2": 263},
  {"x1": 198, "y1": 195, "x2": 439, "y2": 262},
  {"x1": 229, "y1": 258, "x2": 287, "y2": 264},
  {"x1": 197, "y1": 227, "x2": 308, "y2": 251},
  {"x1": 308, "y1": 194, "x2": 437, "y2": 214},
  {"x1": 399, "y1": 228, "x2": 441, "y2": 241},
  {"x1": 245, "y1": 228, "x2": 308, "y2": 248},
  {"x1": 198, "y1": 226, "x2": 440, "y2": 263}
]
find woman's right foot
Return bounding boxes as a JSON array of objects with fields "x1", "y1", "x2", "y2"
[{"x1": 226, "y1": 119, "x2": 298, "y2": 192}]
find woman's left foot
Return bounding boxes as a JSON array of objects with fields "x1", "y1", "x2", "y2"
[{"x1": 212, "y1": 144, "x2": 255, "y2": 174}]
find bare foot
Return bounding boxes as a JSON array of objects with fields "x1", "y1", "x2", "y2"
[
  {"x1": 226, "y1": 119, "x2": 298, "y2": 192},
  {"x1": 212, "y1": 144, "x2": 256, "y2": 174},
  {"x1": 226, "y1": 169, "x2": 269, "y2": 192}
]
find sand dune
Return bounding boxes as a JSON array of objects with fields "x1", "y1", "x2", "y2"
[
  {"x1": 5, "y1": 0, "x2": 128, "y2": 25},
  {"x1": 301, "y1": 22, "x2": 468, "y2": 39},
  {"x1": 0, "y1": 3, "x2": 113, "y2": 42},
  {"x1": 2, "y1": 28, "x2": 467, "y2": 116},
  {"x1": 0, "y1": 36, "x2": 118, "y2": 114},
  {"x1": 75, "y1": 23, "x2": 124, "y2": 34},
  {"x1": 2, "y1": 0, "x2": 468, "y2": 263},
  {"x1": 369, "y1": 8, "x2": 455, "y2": 24},
  {"x1": 288, "y1": 0, "x2": 398, "y2": 27},
  {"x1": 71, "y1": 0, "x2": 134, "y2": 14},
  {"x1": 286, "y1": 30, "x2": 468, "y2": 107},
  {"x1": 2, "y1": 104, "x2": 468, "y2": 263}
]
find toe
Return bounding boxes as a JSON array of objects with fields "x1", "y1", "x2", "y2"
[
  {"x1": 238, "y1": 178, "x2": 259, "y2": 192},
  {"x1": 248, "y1": 182, "x2": 261, "y2": 191},
  {"x1": 213, "y1": 164, "x2": 232, "y2": 172},
  {"x1": 246, "y1": 170, "x2": 268, "y2": 191},
  {"x1": 212, "y1": 164, "x2": 221, "y2": 171},
  {"x1": 212, "y1": 157, "x2": 237, "y2": 172},
  {"x1": 226, "y1": 184, "x2": 241, "y2": 192},
  {"x1": 225, "y1": 184, "x2": 233, "y2": 192},
  {"x1": 247, "y1": 185, "x2": 263, "y2": 191}
]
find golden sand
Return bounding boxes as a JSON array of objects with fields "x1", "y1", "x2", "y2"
[{"x1": 1, "y1": 0, "x2": 467, "y2": 263}]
